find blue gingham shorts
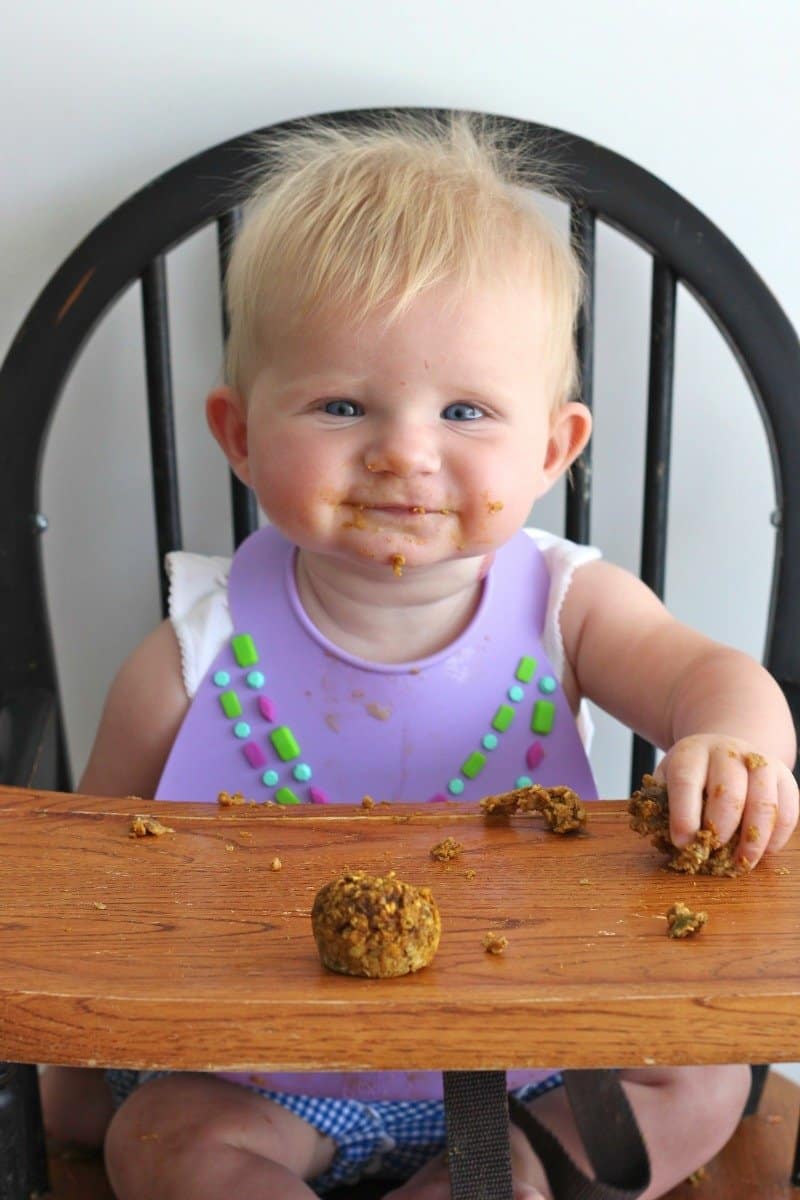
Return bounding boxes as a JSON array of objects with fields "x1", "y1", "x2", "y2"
[{"x1": 106, "y1": 1069, "x2": 564, "y2": 1194}]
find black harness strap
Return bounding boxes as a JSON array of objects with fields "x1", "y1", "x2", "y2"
[{"x1": 508, "y1": 1069, "x2": 651, "y2": 1200}]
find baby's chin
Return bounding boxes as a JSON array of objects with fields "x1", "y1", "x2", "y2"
[{"x1": 338, "y1": 540, "x2": 490, "y2": 583}]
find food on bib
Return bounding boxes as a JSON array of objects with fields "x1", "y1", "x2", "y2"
[
  {"x1": 480, "y1": 784, "x2": 587, "y2": 832},
  {"x1": 311, "y1": 871, "x2": 441, "y2": 978},
  {"x1": 628, "y1": 775, "x2": 745, "y2": 876},
  {"x1": 666, "y1": 901, "x2": 708, "y2": 939}
]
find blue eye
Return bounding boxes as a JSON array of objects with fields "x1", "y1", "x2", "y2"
[
  {"x1": 323, "y1": 399, "x2": 363, "y2": 417},
  {"x1": 442, "y1": 402, "x2": 484, "y2": 421}
]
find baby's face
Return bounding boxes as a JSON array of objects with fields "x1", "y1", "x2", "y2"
[{"x1": 236, "y1": 274, "x2": 580, "y2": 578}]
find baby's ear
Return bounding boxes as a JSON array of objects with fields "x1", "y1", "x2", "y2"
[
  {"x1": 206, "y1": 386, "x2": 251, "y2": 484},
  {"x1": 541, "y1": 401, "x2": 592, "y2": 488}
]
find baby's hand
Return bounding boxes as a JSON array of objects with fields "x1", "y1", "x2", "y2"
[{"x1": 653, "y1": 734, "x2": 799, "y2": 870}]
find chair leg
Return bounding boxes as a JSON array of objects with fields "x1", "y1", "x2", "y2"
[
  {"x1": 743, "y1": 1063, "x2": 769, "y2": 1116},
  {"x1": 0, "y1": 1063, "x2": 49, "y2": 1200},
  {"x1": 443, "y1": 1070, "x2": 513, "y2": 1200}
]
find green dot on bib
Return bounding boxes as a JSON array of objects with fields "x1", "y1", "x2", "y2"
[
  {"x1": 461, "y1": 751, "x2": 486, "y2": 779},
  {"x1": 531, "y1": 700, "x2": 555, "y2": 734},
  {"x1": 270, "y1": 725, "x2": 301, "y2": 761},
  {"x1": 262, "y1": 769, "x2": 279, "y2": 787},
  {"x1": 231, "y1": 633, "x2": 259, "y2": 668},
  {"x1": 213, "y1": 670, "x2": 230, "y2": 687},
  {"x1": 219, "y1": 690, "x2": 242, "y2": 719},
  {"x1": 275, "y1": 786, "x2": 301, "y2": 805},
  {"x1": 492, "y1": 704, "x2": 515, "y2": 732},
  {"x1": 447, "y1": 778, "x2": 465, "y2": 796},
  {"x1": 246, "y1": 670, "x2": 265, "y2": 689},
  {"x1": 515, "y1": 656, "x2": 537, "y2": 683}
]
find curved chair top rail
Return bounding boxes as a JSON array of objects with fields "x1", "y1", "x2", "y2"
[{"x1": 2, "y1": 107, "x2": 800, "y2": 709}]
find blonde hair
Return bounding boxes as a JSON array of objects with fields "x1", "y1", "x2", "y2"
[{"x1": 224, "y1": 112, "x2": 583, "y2": 405}]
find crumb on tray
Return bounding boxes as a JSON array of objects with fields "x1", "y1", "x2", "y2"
[
  {"x1": 480, "y1": 785, "x2": 587, "y2": 832},
  {"x1": 482, "y1": 931, "x2": 508, "y2": 954},
  {"x1": 430, "y1": 836, "x2": 463, "y2": 862},
  {"x1": 218, "y1": 791, "x2": 247, "y2": 807},
  {"x1": 129, "y1": 814, "x2": 174, "y2": 838},
  {"x1": 666, "y1": 901, "x2": 708, "y2": 939}
]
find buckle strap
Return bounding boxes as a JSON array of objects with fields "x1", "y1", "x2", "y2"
[{"x1": 509, "y1": 1069, "x2": 651, "y2": 1200}]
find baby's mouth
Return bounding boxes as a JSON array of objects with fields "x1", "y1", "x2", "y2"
[{"x1": 347, "y1": 502, "x2": 454, "y2": 517}]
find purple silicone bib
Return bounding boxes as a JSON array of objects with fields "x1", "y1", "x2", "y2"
[{"x1": 157, "y1": 526, "x2": 598, "y2": 806}]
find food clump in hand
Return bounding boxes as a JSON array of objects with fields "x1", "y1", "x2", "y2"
[
  {"x1": 311, "y1": 871, "x2": 441, "y2": 977},
  {"x1": 628, "y1": 775, "x2": 745, "y2": 876},
  {"x1": 480, "y1": 784, "x2": 587, "y2": 832}
]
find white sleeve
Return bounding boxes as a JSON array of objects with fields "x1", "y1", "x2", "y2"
[
  {"x1": 525, "y1": 527, "x2": 602, "y2": 751},
  {"x1": 165, "y1": 552, "x2": 234, "y2": 698}
]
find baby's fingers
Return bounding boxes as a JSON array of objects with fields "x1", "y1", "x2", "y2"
[
  {"x1": 766, "y1": 764, "x2": 799, "y2": 854},
  {"x1": 736, "y1": 758, "x2": 779, "y2": 870},
  {"x1": 702, "y1": 745, "x2": 749, "y2": 847},
  {"x1": 659, "y1": 744, "x2": 708, "y2": 848}
]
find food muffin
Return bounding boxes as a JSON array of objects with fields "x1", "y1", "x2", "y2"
[{"x1": 311, "y1": 870, "x2": 441, "y2": 977}]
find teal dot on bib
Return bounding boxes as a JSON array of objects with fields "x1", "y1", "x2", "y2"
[
  {"x1": 447, "y1": 778, "x2": 465, "y2": 796},
  {"x1": 293, "y1": 763, "x2": 312, "y2": 782},
  {"x1": 246, "y1": 670, "x2": 265, "y2": 689},
  {"x1": 482, "y1": 733, "x2": 498, "y2": 751},
  {"x1": 508, "y1": 685, "x2": 525, "y2": 703},
  {"x1": 262, "y1": 769, "x2": 279, "y2": 787},
  {"x1": 213, "y1": 670, "x2": 230, "y2": 687},
  {"x1": 233, "y1": 721, "x2": 251, "y2": 739},
  {"x1": 515, "y1": 775, "x2": 533, "y2": 788},
  {"x1": 538, "y1": 675, "x2": 557, "y2": 694}
]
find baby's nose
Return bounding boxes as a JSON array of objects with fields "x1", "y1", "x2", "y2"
[{"x1": 364, "y1": 423, "x2": 441, "y2": 476}]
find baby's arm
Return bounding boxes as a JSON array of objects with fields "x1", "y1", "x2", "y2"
[
  {"x1": 561, "y1": 560, "x2": 798, "y2": 867},
  {"x1": 78, "y1": 619, "x2": 190, "y2": 799}
]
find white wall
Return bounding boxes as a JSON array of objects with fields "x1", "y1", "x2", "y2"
[{"x1": 3, "y1": 0, "x2": 800, "y2": 1083}]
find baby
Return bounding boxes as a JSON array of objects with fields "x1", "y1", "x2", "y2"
[{"x1": 42, "y1": 114, "x2": 797, "y2": 1200}]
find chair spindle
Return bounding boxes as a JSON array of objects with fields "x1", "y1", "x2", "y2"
[
  {"x1": 631, "y1": 259, "x2": 677, "y2": 790},
  {"x1": 217, "y1": 209, "x2": 258, "y2": 548},
  {"x1": 141, "y1": 256, "x2": 183, "y2": 616},
  {"x1": 566, "y1": 205, "x2": 596, "y2": 546}
]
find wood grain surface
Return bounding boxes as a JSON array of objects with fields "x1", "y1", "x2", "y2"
[{"x1": 1, "y1": 786, "x2": 798, "y2": 1072}]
